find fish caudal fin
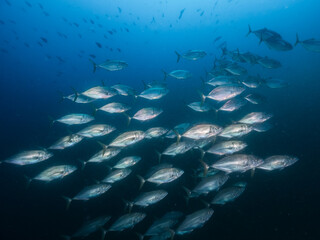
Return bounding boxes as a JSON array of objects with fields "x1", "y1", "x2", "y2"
[
  {"x1": 155, "y1": 150, "x2": 162, "y2": 163},
  {"x1": 295, "y1": 33, "x2": 300, "y2": 46},
  {"x1": 136, "y1": 175, "x2": 145, "y2": 190},
  {"x1": 199, "y1": 159, "x2": 209, "y2": 177},
  {"x1": 97, "y1": 141, "x2": 108, "y2": 155},
  {"x1": 123, "y1": 113, "x2": 132, "y2": 126},
  {"x1": 174, "y1": 51, "x2": 181, "y2": 63},
  {"x1": 198, "y1": 90, "x2": 206, "y2": 103},
  {"x1": 162, "y1": 69, "x2": 168, "y2": 81},
  {"x1": 172, "y1": 129, "x2": 181, "y2": 143},
  {"x1": 246, "y1": 24, "x2": 252, "y2": 37},
  {"x1": 89, "y1": 59, "x2": 97, "y2": 73},
  {"x1": 62, "y1": 196, "x2": 72, "y2": 210}
]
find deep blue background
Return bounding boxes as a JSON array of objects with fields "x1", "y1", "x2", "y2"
[{"x1": 1, "y1": 0, "x2": 320, "y2": 239}]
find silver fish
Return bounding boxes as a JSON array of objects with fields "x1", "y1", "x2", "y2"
[
  {"x1": 175, "y1": 50, "x2": 206, "y2": 62},
  {"x1": 218, "y1": 97, "x2": 247, "y2": 112},
  {"x1": 205, "y1": 85, "x2": 245, "y2": 101},
  {"x1": 109, "y1": 131, "x2": 145, "y2": 148},
  {"x1": 238, "y1": 112, "x2": 273, "y2": 124},
  {"x1": 102, "y1": 169, "x2": 132, "y2": 183},
  {"x1": 182, "y1": 124, "x2": 222, "y2": 140},
  {"x1": 49, "y1": 134, "x2": 84, "y2": 150},
  {"x1": 73, "y1": 184, "x2": 111, "y2": 200},
  {"x1": 139, "y1": 87, "x2": 169, "y2": 100},
  {"x1": 164, "y1": 70, "x2": 192, "y2": 80},
  {"x1": 207, "y1": 141, "x2": 247, "y2": 155},
  {"x1": 162, "y1": 141, "x2": 195, "y2": 156},
  {"x1": 109, "y1": 212, "x2": 146, "y2": 231},
  {"x1": 206, "y1": 75, "x2": 239, "y2": 87},
  {"x1": 295, "y1": 34, "x2": 320, "y2": 52},
  {"x1": 264, "y1": 37, "x2": 293, "y2": 51},
  {"x1": 211, "y1": 185, "x2": 246, "y2": 205},
  {"x1": 77, "y1": 124, "x2": 115, "y2": 138},
  {"x1": 98, "y1": 102, "x2": 131, "y2": 114},
  {"x1": 242, "y1": 75, "x2": 261, "y2": 88},
  {"x1": 176, "y1": 208, "x2": 214, "y2": 235},
  {"x1": 257, "y1": 57, "x2": 281, "y2": 68},
  {"x1": 87, "y1": 147, "x2": 121, "y2": 163},
  {"x1": 140, "y1": 168, "x2": 184, "y2": 186},
  {"x1": 55, "y1": 114, "x2": 94, "y2": 125},
  {"x1": 211, "y1": 154, "x2": 263, "y2": 173},
  {"x1": 90, "y1": 59, "x2": 128, "y2": 72},
  {"x1": 111, "y1": 84, "x2": 136, "y2": 96},
  {"x1": 244, "y1": 93, "x2": 266, "y2": 104},
  {"x1": 145, "y1": 127, "x2": 168, "y2": 139},
  {"x1": 72, "y1": 216, "x2": 111, "y2": 238},
  {"x1": 81, "y1": 86, "x2": 117, "y2": 99},
  {"x1": 188, "y1": 102, "x2": 213, "y2": 112},
  {"x1": 113, "y1": 156, "x2": 141, "y2": 169},
  {"x1": 258, "y1": 155, "x2": 298, "y2": 171},
  {"x1": 219, "y1": 124, "x2": 253, "y2": 138},
  {"x1": 247, "y1": 25, "x2": 282, "y2": 42},
  {"x1": 131, "y1": 190, "x2": 168, "y2": 207},
  {"x1": 4, "y1": 150, "x2": 53, "y2": 165},
  {"x1": 64, "y1": 93, "x2": 95, "y2": 104},
  {"x1": 34, "y1": 165, "x2": 77, "y2": 182},
  {"x1": 145, "y1": 211, "x2": 182, "y2": 236},
  {"x1": 224, "y1": 63, "x2": 247, "y2": 76},
  {"x1": 132, "y1": 107, "x2": 163, "y2": 121}
]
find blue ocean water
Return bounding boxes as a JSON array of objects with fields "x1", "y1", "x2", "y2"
[{"x1": 1, "y1": 0, "x2": 320, "y2": 239}]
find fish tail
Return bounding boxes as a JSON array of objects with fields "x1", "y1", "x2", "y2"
[
  {"x1": 48, "y1": 115, "x2": 55, "y2": 127},
  {"x1": 123, "y1": 113, "x2": 132, "y2": 126},
  {"x1": 57, "y1": 90, "x2": 65, "y2": 103},
  {"x1": 246, "y1": 24, "x2": 252, "y2": 37},
  {"x1": 89, "y1": 59, "x2": 97, "y2": 73},
  {"x1": 174, "y1": 51, "x2": 181, "y2": 63},
  {"x1": 62, "y1": 196, "x2": 72, "y2": 210},
  {"x1": 167, "y1": 229, "x2": 175, "y2": 240},
  {"x1": 24, "y1": 175, "x2": 32, "y2": 190},
  {"x1": 70, "y1": 87, "x2": 79, "y2": 102},
  {"x1": 97, "y1": 141, "x2": 108, "y2": 155},
  {"x1": 199, "y1": 159, "x2": 209, "y2": 177},
  {"x1": 295, "y1": 33, "x2": 300, "y2": 46},
  {"x1": 136, "y1": 175, "x2": 145, "y2": 190},
  {"x1": 182, "y1": 186, "x2": 191, "y2": 205},
  {"x1": 77, "y1": 159, "x2": 87, "y2": 171},
  {"x1": 200, "y1": 199, "x2": 210, "y2": 208},
  {"x1": 172, "y1": 129, "x2": 181, "y2": 143},
  {"x1": 155, "y1": 150, "x2": 162, "y2": 163},
  {"x1": 162, "y1": 69, "x2": 168, "y2": 81},
  {"x1": 198, "y1": 90, "x2": 206, "y2": 103},
  {"x1": 123, "y1": 199, "x2": 134, "y2": 213}
]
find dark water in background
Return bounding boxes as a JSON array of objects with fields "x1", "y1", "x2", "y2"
[{"x1": 1, "y1": 0, "x2": 320, "y2": 239}]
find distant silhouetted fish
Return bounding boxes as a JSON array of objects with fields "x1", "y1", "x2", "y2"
[
  {"x1": 96, "y1": 42, "x2": 102, "y2": 48},
  {"x1": 178, "y1": 8, "x2": 186, "y2": 19}
]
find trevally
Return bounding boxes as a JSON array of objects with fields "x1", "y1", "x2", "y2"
[
  {"x1": 4, "y1": 150, "x2": 53, "y2": 165},
  {"x1": 81, "y1": 86, "x2": 117, "y2": 100},
  {"x1": 130, "y1": 107, "x2": 163, "y2": 122},
  {"x1": 77, "y1": 124, "x2": 115, "y2": 138},
  {"x1": 207, "y1": 140, "x2": 247, "y2": 156},
  {"x1": 108, "y1": 212, "x2": 146, "y2": 232},
  {"x1": 145, "y1": 127, "x2": 168, "y2": 139},
  {"x1": 49, "y1": 134, "x2": 83, "y2": 150},
  {"x1": 211, "y1": 184, "x2": 246, "y2": 205},
  {"x1": 163, "y1": 70, "x2": 192, "y2": 80},
  {"x1": 113, "y1": 156, "x2": 141, "y2": 169},
  {"x1": 219, "y1": 124, "x2": 253, "y2": 138},
  {"x1": 238, "y1": 112, "x2": 273, "y2": 125},
  {"x1": 175, "y1": 50, "x2": 206, "y2": 62},
  {"x1": 90, "y1": 59, "x2": 128, "y2": 72},
  {"x1": 258, "y1": 155, "x2": 298, "y2": 171},
  {"x1": 203, "y1": 85, "x2": 245, "y2": 102},
  {"x1": 102, "y1": 168, "x2": 132, "y2": 184},
  {"x1": 187, "y1": 102, "x2": 213, "y2": 112},
  {"x1": 54, "y1": 114, "x2": 94, "y2": 125},
  {"x1": 98, "y1": 102, "x2": 131, "y2": 114},
  {"x1": 109, "y1": 131, "x2": 145, "y2": 148},
  {"x1": 295, "y1": 34, "x2": 320, "y2": 52},
  {"x1": 34, "y1": 165, "x2": 77, "y2": 182},
  {"x1": 139, "y1": 87, "x2": 169, "y2": 100}
]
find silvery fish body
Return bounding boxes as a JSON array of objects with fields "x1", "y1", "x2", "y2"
[
  {"x1": 77, "y1": 124, "x2": 115, "y2": 138},
  {"x1": 56, "y1": 114, "x2": 94, "y2": 125},
  {"x1": 211, "y1": 185, "x2": 246, "y2": 205},
  {"x1": 65, "y1": 93, "x2": 95, "y2": 104},
  {"x1": 242, "y1": 75, "x2": 261, "y2": 88},
  {"x1": 253, "y1": 122, "x2": 273, "y2": 132},
  {"x1": 111, "y1": 84, "x2": 136, "y2": 96},
  {"x1": 88, "y1": 147, "x2": 121, "y2": 163},
  {"x1": 81, "y1": 86, "x2": 117, "y2": 99},
  {"x1": 176, "y1": 208, "x2": 214, "y2": 235},
  {"x1": 99, "y1": 102, "x2": 131, "y2": 114},
  {"x1": 139, "y1": 87, "x2": 169, "y2": 100},
  {"x1": 177, "y1": 50, "x2": 206, "y2": 61},
  {"x1": 109, "y1": 131, "x2": 145, "y2": 147},
  {"x1": 188, "y1": 102, "x2": 213, "y2": 112},
  {"x1": 165, "y1": 123, "x2": 191, "y2": 139},
  {"x1": 245, "y1": 93, "x2": 266, "y2": 104},
  {"x1": 72, "y1": 216, "x2": 111, "y2": 238},
  {"x1": 145, "y1": 164, "x2": 173, "y2": 179},
  {"x1": 145, "y1": 127, "x2": 168, "y2": 139},
  {"x1": 133, "y1": 190, "x2": 168, "y2": 207},
  {"x1": 207, "y1": 75, "x2": 239, "y2": 87},
  {"x1": 145, "y1": 211, "x2": 182, "y2": 236},
  {"x1": 133, "y1": 107, "x2": 163, "y2": 121},
  {"x1": 183, "y1": 124, "x2": 222, "y2": 140},
  {"x1": 257, "y1": 57, "x2": 281, "y2": 68},
  {"x1": 264, "y1": 37, "x2": 293, "y2": 51},
  {"x1": 34, "y1": 165, "x2": 77, "y2": 182},
  {"x1": 207, "y1": 140, "x2": 247, "y2": 155},
  {"x1": 224, "y1": 63, "x2": 247, "y2": 76},
  {"x1": 258, "y1": 155, "x2": 298, "y2": 171},
  {"x1": 49, "y1": 134, "x2": 84, "y2": 150},
  {"x1": 168, "y1": 70, "x2": 192, "y2": 80},
  {"x1": 211, "y1": 154, "x2": 263, "y2": 173},
  {"x1": 191, "y1": 172, "x2": 229, "y2": 196},
  {"x1": 207, "y1": 85, "x2": 245, "y2": 101},
  {"x1": 219, "y1": 124, "x2": 253, "y2": 138},
  {"x1": 238, "y1": 112, "x2": 273, "y2": 124},
  {"x1": 73, "y1": 184, "x2": 111, "y2": 200},
  {"x1": 162, "y1": 141, "x2": 195, "y2": 156},
  {"x1": 297, "y1": 37, "x2": 320, "y2": 52},
  {"x1": 109, "y1": 212, "x2": 146, "y2": 231},
  {"x1": 102, "y1": 169, "x2": 132, "y2": 183},
  {"x1": 219, "y1": 97, "x2": 247, "y2": 112},
  {"x1": 4, "y1": 150, "x2": 53, "y2": 165},
  {"x1": 113, "y1": 156, "x2": 141, "y2": 169},
  {"x1": 98, "y1": 60, "x2": 128, "y2": 71},
  {"x1": 147, "y1": 168, "x2": 184, "y2": 184}
]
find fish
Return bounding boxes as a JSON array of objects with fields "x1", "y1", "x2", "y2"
[
  {"x1": 238, "y1": 112, "x2": 273, "y2": 124},
  {"x1": 207, "y1": 140, "x2": 247, "y2": 155},
  {"x1": 109, "y1": 131, "x2": 145, "y2": 148},
  {"x1": 71, "y1": 216, "x2": 111, "y2": 239},
  {"x1": 180, "y1": 124, "x2": 222, "y2": 140},
  {"x1": 244, "y1": 93, "x2": 266, "y2": 104},
  {"x1": 186, "y1": 172, "x2": 229, "y2": 197},
  {"x1": 111, "y1": 84, "x2": 136, "y2": 96},
  {"x1": 34, "y1": 165, "x2": 77, "y2": 182},
  {"x1": 77, "y1": 124, "x2": 115, "y2": 138},
  {"x1": 102, "y1": 169, "x2": 132, "y2": 183},
  {"x1": 203, "y1": 85, "x2": 246, "y2": 102},
  {"x1": 252, "y1": 121, "x2": 273, "y2": 132},
  {"x1": 218, "y1": 97, "x2": 247, "y2": 112},
  {"x1": 246, "y1": 25, "x2": 282, "y2": 42},
  {"x1": 257, "y1": 57, "x2": 282, "y2": 68},
  {"x1": 206, "y1": 75, "x2": 240, "y2": 87},
  {"x1": 211, "y1": 184, "x2": 246, "y2": 205},
  {"x1": 166, "y1": 123, "x2": 191, "y2": 139},
  {"x1": 81, "y1": 86, "x2": 118, "y2": 100},
  {"x1": 241, "y1": 75, "x2": 261, "y2": 88},
  {"x1": 224, "y1": 63, "x2": 247, "y2": 76},
  {"x1": 176, "y1": 208, "x2": 214, "y2": 235},
  {"x1": 128, "y1": 190, "x2": 168, "y2": 209},
  {"x1": 162, "y1": 141, "x2": 195, "y2": 156},
  {"x1": 239, "y1": 51, "x2": 260, "y2": 64},
  {"x1": 130, "y1": 107, "x2": 163, "y2": 122},
  {"x1": 145, "y1": 127, "x2": 168, "y2": 139},
  {"x1": 113, "y1": 156, "x2": 141, "y2": 169},
  {"x1": 95, "y1": 42, "x2": 102, "y2": 48},
  {"x1": 258, "y1": 155, "x2": 298, "y2": 171},
  {"x1": 139, "y1": 87, "x2": 169, "y2": 100},
  {"x1": 87, "y1": 147, "x2": 121, "y2": 163},
  {"x1": 138, "y1": 167, "x2": 184, "y2": 188},
  {"x1": 4, "y1": 150, "x2": 53, "y2": 165},
  {"x1": 178, "y1": 8, "x2": 186, "y2": 20},
  {"x1": 187, "y1": 102, "x2": 213, "y2": 112},
  {"x1": 219, "y1": 124, "x2": 253, "y2": 138},
  {"x1": 174, "y1": 50, "x2": 206, "y2": 62},
  {"x1": 211, "y1": 154, "x2": 263, "y2": 173},
  {"x1": 108, "y1": 212, "x2": 146, "y2": 231},
  {"x1": 264, "y1": 37, "x2": 293, "y2": 51},
  {"x1": 49, "y1": 134, "x2": 84, "y2": 150},
  {"x1": 98, "y1": 102, "x2": 131, "y2": 114},
  {"x1": 90, "y1": 59, "x2": 128, "y2": 72},
  {"x1": 62, "y1": 93, "x2": 95, "y2": 104},
  {"x1": 295, "y1": 34, "x2": 320, "y2": 52},
  {"x1": 163, "y1": 70, "x2": 192, "y2": 80},
  {"x1": 70, "y1": 184, "x2": 111, "y2": 202},
  {"x1": 54, "y1": 114, "x2": 94, "y2": 125}
]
